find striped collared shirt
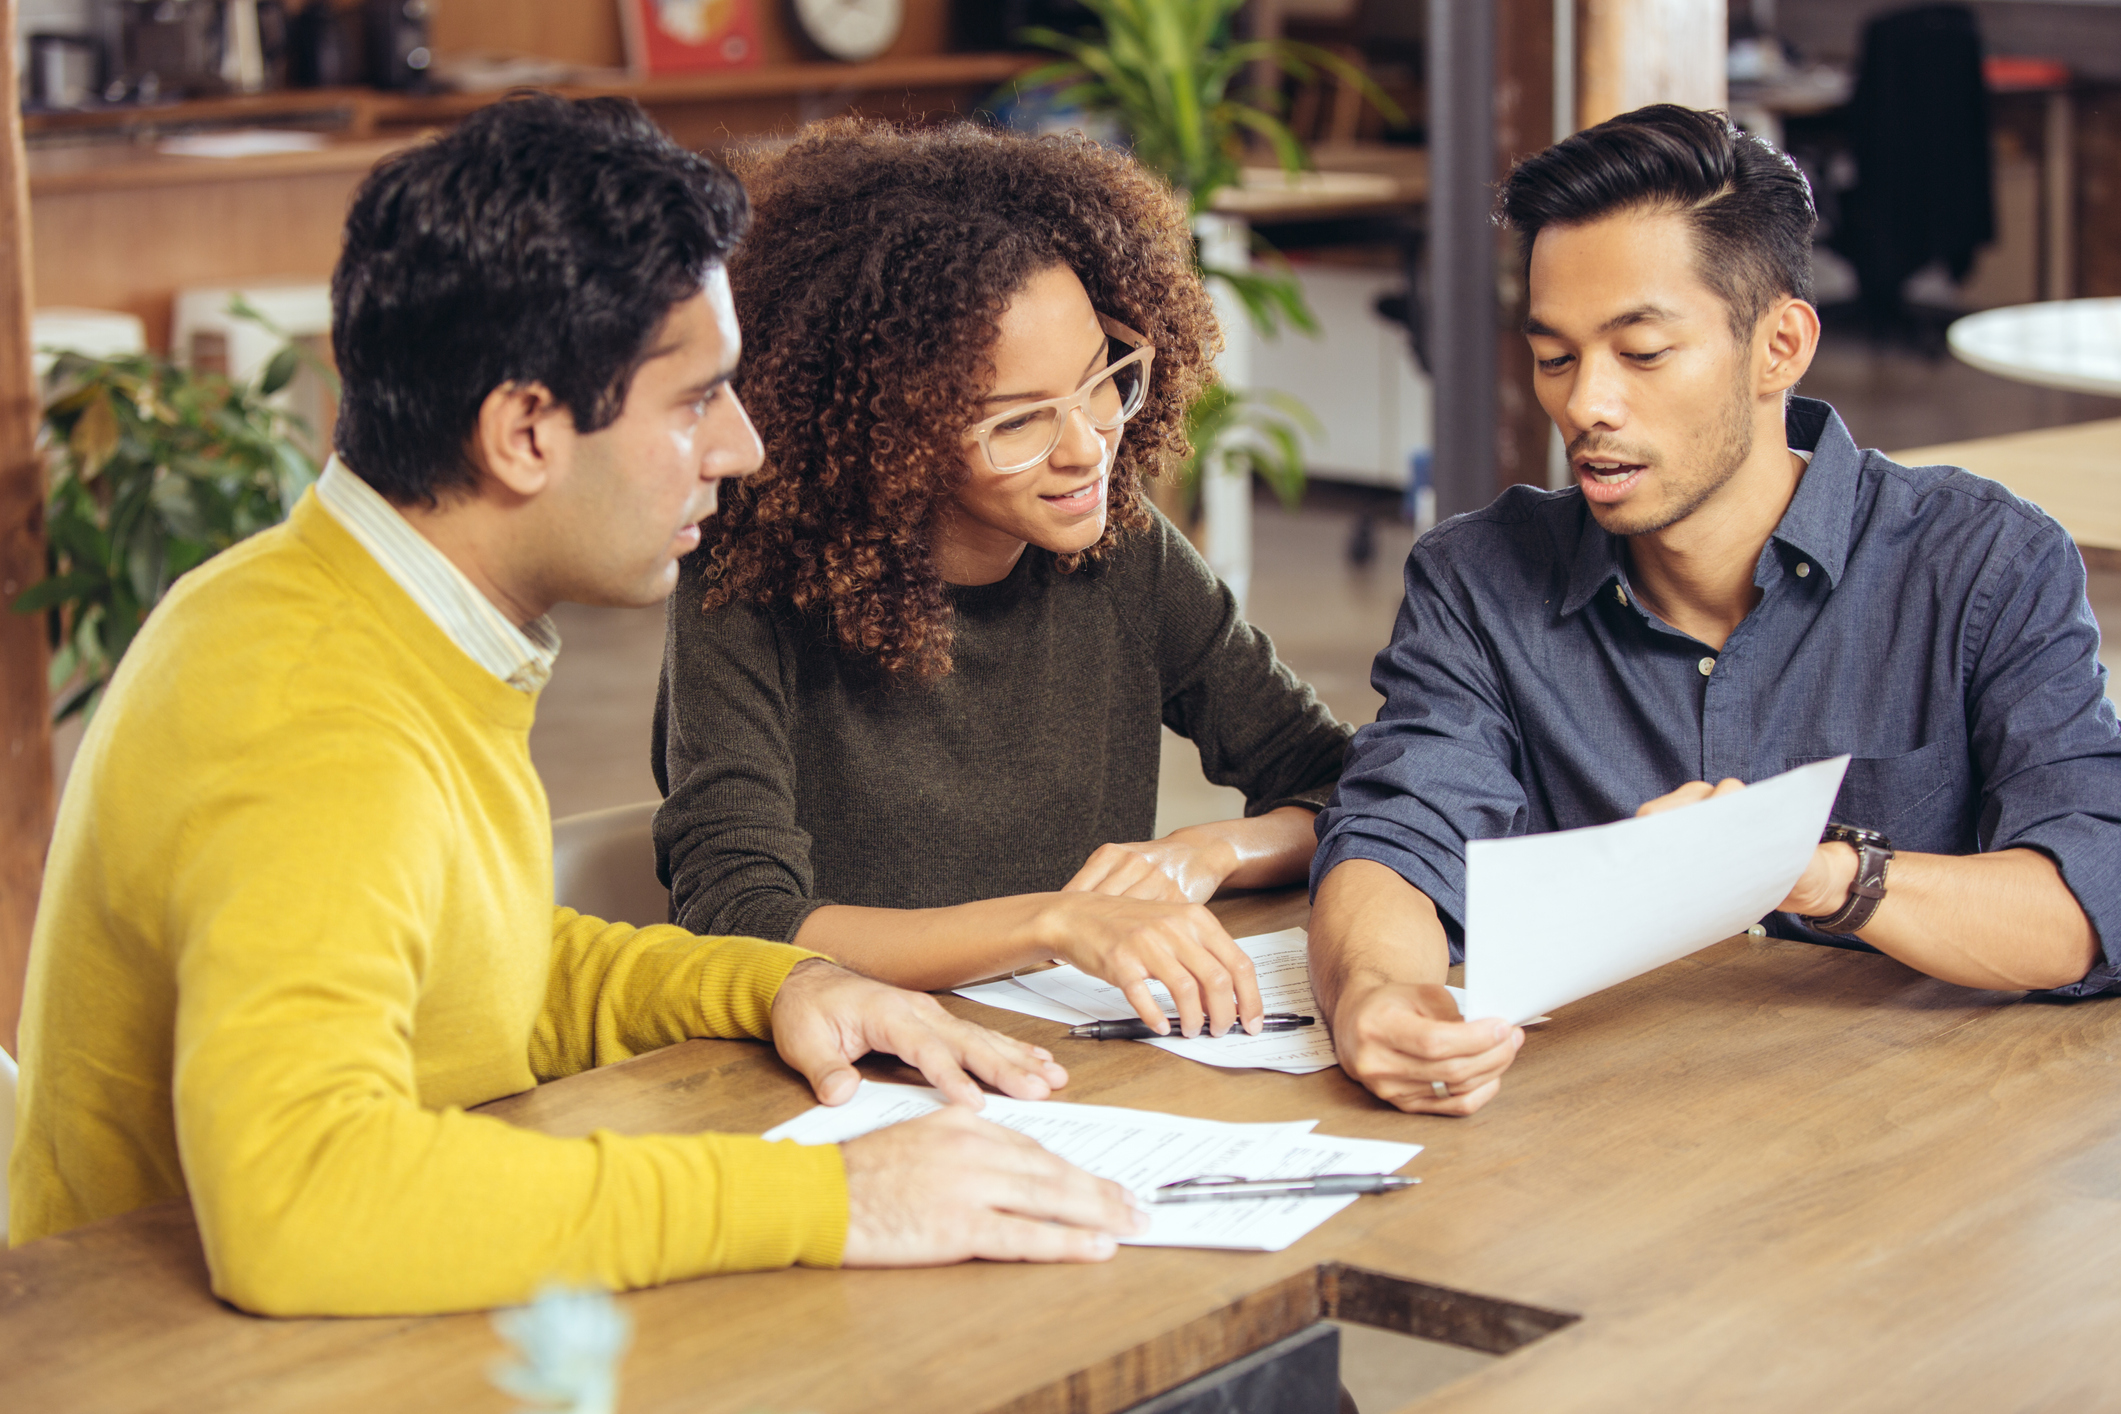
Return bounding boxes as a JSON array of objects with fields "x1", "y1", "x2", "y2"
[{"x1": 313, "y1": 457, "x2": 560, "y2": 693}]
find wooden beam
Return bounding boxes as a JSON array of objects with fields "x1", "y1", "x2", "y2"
[
  {"x1": 1495, "y1": 0, "x2": 1560, "y2": 495},
  {"x1": 1579, "y1": 0, "x2": 1727, "y2": 129},
  {"x1": 1, "y1": 0, "x2": 55, "y2": 1058}
]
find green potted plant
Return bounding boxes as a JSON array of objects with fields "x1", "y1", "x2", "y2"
[
  {"x1": 12, "y1": 308, "x2": 328, "y2": 722},
  {"x1": 1017, "y1": 0, "x2": 1401, "y2": 598}
]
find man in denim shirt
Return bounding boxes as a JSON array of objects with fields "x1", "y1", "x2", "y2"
[{"x1": 1309, "y1": 105, "x2": 2121, "y2": 1116}]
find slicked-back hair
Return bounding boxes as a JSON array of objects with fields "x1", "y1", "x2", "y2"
[
  {"x1": 1498, "y1": 104, "x2": 1817, "y2": 342},
  {"x1": 331, "y1": 92, "x2": 750, "y2": 504}
]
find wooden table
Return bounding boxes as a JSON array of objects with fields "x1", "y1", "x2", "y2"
[
  {"x1": 1893, "y1": 416, "x2": 2121, "y2": 572},
  {"x1": 4, "y1": 888, "x2": 2118, "y2": 1413}
]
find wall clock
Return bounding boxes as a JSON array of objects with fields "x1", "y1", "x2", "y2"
[{"x1": 790, "y1": 0, "x2": 903, "y2": 63}]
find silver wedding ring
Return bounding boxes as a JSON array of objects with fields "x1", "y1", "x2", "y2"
[{"x1": 1430, "y1": 1080, "x2": 1450, "y2": 1100}]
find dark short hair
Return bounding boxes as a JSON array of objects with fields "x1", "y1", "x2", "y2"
[
  {"x1": 1498, "y1": 104, "x2": 1816, "y2": 340},
  {"x1": 331, "y1": 92, "x2": 750, "y2": 504}
]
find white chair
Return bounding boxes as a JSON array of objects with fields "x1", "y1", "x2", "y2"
[
  {"x1": 0, "y1": 1044, "x2": 16, "y2": 1243},
  {"x1": 171, "y1": 279, "x2": 336, "y2": 460},
  {"x1": 30, "y1": 306, "x2": 147, "y2": 382},
  {"x1": 552, "y1": 801, "x2": 670, "y2": 927}
]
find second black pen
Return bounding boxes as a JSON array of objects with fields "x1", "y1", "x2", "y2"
[{"x1": 1065, "y1": 1014, "x2": 1316, "y2": 1041}]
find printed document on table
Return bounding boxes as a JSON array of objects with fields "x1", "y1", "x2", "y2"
[
  {"x1": 955, "y1": 934, "x2": 1530, "y2": 1054},
  {"x1": 953, "y1": 977, "x2": 1098, "y2": 1026},
  {"x1": 1461, "y1": 755, "x2": 1849, "y2": 1027},
  {"x1": 762, "y1": 1081, "x2": 1421, "y2": 1252},
  {"x1": 1013, "y1": 926, "x2": 1338, "y2": 1074}
]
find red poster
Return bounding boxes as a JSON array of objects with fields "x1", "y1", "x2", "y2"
[{"x1": 621, "y1": 0, "x2": 764, "y2": 75}]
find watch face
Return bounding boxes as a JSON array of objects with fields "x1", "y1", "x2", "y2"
[{"x1": 791, "y1": 0, "x2": 903, "y2": 62}]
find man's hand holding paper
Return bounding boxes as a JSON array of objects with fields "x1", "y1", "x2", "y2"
[{"x1": 1312, "y1": 760, "x2": 1851, "y2": 1116}]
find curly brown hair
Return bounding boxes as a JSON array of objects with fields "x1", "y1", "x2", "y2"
[{"x1": 699, "y1": 118, "x2": 1219, "y2": 681}]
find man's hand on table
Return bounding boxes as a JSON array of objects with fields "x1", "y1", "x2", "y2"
[
  {"x1": 770, "y1": 960, "x2": 1146, "y2": 1266},
  {"x1": 1328, "y1": 977, "x2": 1523, "y2": 1116},
  {"x1": 1309, "y1": 859, "x2": 1524, "y2": 1116},
  {"x1": 769, "y1": 958, "x2": 1067, "y2": 1108},
  {"x1": 839, "y1": 1106, "x2": 1147, "y2": 1265}
]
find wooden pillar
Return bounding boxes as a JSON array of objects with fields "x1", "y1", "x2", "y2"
[
  {"x1": 1579, "y1": 0, "x2": 1728, "y2": 129},
  {"x1": 1494, "y1": 0, "x2": 1559, "y2": 495},
  {"x1": 1, "y1": 0, "x2": 55, "y2": 1059}
]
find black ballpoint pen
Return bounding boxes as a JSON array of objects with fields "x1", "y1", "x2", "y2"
[
  {"x1": 1065, "y1": 1013, "x2": 1316, "y2": 1041},
  {"x1": 1151, "y1": 1174, "x2": 1420, "y2": 1203}
]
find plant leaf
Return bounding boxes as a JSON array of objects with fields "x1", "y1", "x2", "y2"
[
  {"x1": 52, "y1": 675, "x2": 104, "y2": 724},
  {"x1": 257, "y1": 345, "x2": 302, "y2": 399},
  {"x1": 9, "y1": 570, "x2": 101, "y2": 615},
  {"x1": 69, "y1": 393, "x2": 120, "y2": 480}
]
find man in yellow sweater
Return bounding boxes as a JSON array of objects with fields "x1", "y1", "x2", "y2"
[{"x1": 9, "y1": 93, "x2": 1140, "y2": 1315}]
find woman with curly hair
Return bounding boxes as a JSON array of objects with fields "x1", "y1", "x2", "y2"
[{"x1": 652, "y1": 119, "x2": 1351, "y2": 1038}]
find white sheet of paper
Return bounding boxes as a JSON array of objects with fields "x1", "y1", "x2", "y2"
[
  {"x1": 1007, "y1": 926, "x2": 1340, "y2": 1074},
  {"x1": 762, "y1": 1081, "x2": 1420, "y2": 1252},
  {"x1": 1461, "y1": 756, "x2": 1850, "y2": 1026},
  {"x1": 952, "y1": 977, "x2": 1099, "y2": 1026}
]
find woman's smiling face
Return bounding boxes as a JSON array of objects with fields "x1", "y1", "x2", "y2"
[{"x1": 935, "y1": 264, "x2": 1120, "y2": 585}]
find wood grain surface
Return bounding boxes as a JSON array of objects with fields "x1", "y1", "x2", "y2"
[
  {"x1": 0, "y1": 0, "x2": 55, "y2": 1058},
  {"x1": 4, "y1": 887, "x2": 2117, "y2": 1413}
]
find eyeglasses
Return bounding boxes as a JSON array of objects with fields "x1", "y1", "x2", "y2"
[{"x1": 963, "y1": 315, "x2": 1156, "y2": 474}]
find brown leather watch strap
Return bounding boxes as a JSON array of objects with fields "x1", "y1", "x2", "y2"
[{"x1": 1806, "y1": 824, "x2": 1893, "y2": 934}]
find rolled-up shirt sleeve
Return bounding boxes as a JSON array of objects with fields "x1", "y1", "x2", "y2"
[
  {"x1": 1964, "y1": 523, "x2": 2121, "y2": 995},
  {"x1": 1311, "y1": 539, "x2": 1532, "y2": 955}
]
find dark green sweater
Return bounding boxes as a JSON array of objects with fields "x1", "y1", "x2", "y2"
[{"x1": 651, "y1": 508, "x2": 1351, "y2": 942}]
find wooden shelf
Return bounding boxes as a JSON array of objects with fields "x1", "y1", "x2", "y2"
[
  {"x1": 23, "y1": 53, "x2": 1037, "y2": 142},
  {"x1": 27, "y1": 137, "x2": 417, "y2": 197}
]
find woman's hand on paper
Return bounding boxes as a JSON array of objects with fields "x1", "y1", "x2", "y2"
[
  {"x1": 1329, "y1": 978, "x2": 1524, "y2": 1116},
  {"x1": 770, "y1": 959, "x2": 1069, "y2": 1108},
  {"x1": 839, "y1": 1105, "x2": 1146, "y2": 1266},
  {"x1": 1034, "y1": 894, "x2": 1265, "y2": 1038}
]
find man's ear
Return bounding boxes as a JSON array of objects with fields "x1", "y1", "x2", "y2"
[
  {"x1": 1757, "y1": 296, "x2": 1821, "y2": 397},
  {"x1": 468, "y1": 381, "x2": 572, "y2": 499}
]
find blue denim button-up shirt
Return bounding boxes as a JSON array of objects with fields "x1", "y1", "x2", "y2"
[{"x1": 1314, "y1": 398, "x2": 2121, "y2": 995}]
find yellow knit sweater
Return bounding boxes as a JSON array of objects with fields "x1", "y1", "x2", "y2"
[{"x1": 9, "y1": 492, "x2": 847, "y2": 1315}]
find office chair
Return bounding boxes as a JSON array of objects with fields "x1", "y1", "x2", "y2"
[{"x1": 551, "y1": 801, "x2": 670, "y2": 927}]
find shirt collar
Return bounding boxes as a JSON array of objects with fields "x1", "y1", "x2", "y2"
[
  {"x1": 1559, "y1": 396, "x2": 1859, "y2": 616},
  {"x1": 1765, "y1": 397, "x2": 1857, "y2": 588},
  {"x1": 313, "y1": 457, "x2": 561, "y2": 693}
]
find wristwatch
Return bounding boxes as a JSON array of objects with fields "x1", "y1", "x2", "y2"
[{"x1": 1804, "y1": 824, "x2": 1893, "y2": 934}]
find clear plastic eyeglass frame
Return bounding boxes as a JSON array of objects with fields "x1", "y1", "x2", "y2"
[{"x1": 962, "y1": 314, "x2": 1157, "y2": 475}]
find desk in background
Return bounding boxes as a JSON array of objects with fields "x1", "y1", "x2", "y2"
[{"x1": 4, "y1": 886, "x2": 2117, "y2": 1412}]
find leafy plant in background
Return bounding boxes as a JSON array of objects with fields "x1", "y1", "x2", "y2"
[
  {"x1": 1019, "y1": 0, "x2": 1403, "y2": 506},
  {"x1": 11, "y1": 303, "x2": 329, "y2": 722},
  {"x1": 1182, "y1": 380, "x2": 1320, "y2": 512}
]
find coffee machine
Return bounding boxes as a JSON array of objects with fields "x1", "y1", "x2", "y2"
[{"x1": 103, "y1": 0, "x2": 223, "y2": 102}]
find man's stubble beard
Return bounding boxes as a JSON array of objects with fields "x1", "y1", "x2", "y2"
[{"x1": 1606, "y1": 371, "x2": 1757, "y2": 540}]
